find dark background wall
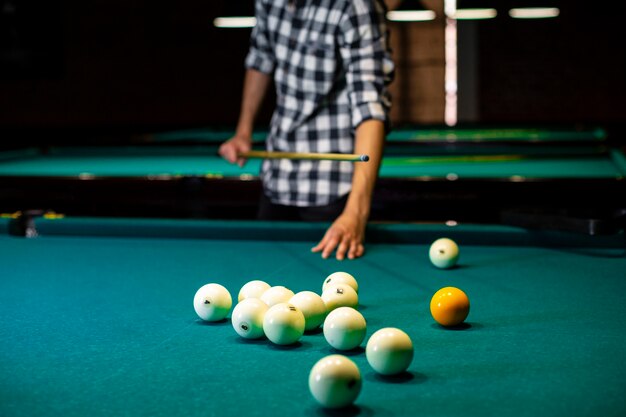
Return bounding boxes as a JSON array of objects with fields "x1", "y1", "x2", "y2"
[
  {"x1": 0, "y1": 0, "x2": 624, "y2": 137},
  {"x1": 472, "y1": 0, "x2": 626, "y2": 124},
  {"x1": 0, "y1": 0, "x2": 259, "y2": 131}
]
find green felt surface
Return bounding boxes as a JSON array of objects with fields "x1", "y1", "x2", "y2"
[
  {"x1": 0, "y1": 147, "x2": 624, "y2": 179},
  {"x1": 0, "y1": 147, "x2": 259, "y2": 178},
  {"x1": 31, "y1": 217, "x2": 626, "y2": 248},
  {"x1": 1, "y1": 219, "x2": 625, "y2": 417},
  {"x1": 379, "y1": 154, "x2": 624, "y2": 179},
  {"x1": 387, "y1": 127, "x2": 606, "y2": 142},
  {"x1": 0, "y1": 217, "x2": 10, "y2": 235}
]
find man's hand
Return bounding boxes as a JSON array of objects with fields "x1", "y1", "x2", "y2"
[
  {"x1": 311, "y1": 211, "x2": 366, "y2": 260},
  {"x1": 219, "y1": 135, "x2": 252, "y2": 167}
]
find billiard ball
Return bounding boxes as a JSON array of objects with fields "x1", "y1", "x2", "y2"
[
  {"x1": 289, "y1": 291, "x2": 327, "y2": 331},
  {"x1": 323, "y1": 307, "x2": 367, "y2": 351},
  {"x1": 430, "y1": 286, "x2": 470, "y2": 327},
  {"x1": 321, "y1": 284, "x2": 358, "y2": 312},
  {"x1": 323, "y1": 272, "x2": 358, "y2": 293},
  {"x1": 429, "y1": 238, "x2": 459, "y2": 269},
  {"x1": 193, "y1": 283, "x2": 232, "y2": 322},
  {"x1": 231, "y1": 298, "x2": 269, "y2": 339},
  {"x1": 262, "y1": 302, "x2": 305, "y2": 345},
  {"x1": 365, "y1": 327, "x2": 414, "y2": 375},
  {"x1": 308, "y1": 354, "x2": 362, "y2": 409},
  {"x1": 237, "y1": 280, "x2": 271, "y2": 302},
  {"x1": 260, "y1": 286, "x2": 295, "y2": 307}
]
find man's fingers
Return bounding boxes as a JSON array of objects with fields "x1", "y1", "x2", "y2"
[
  {"x1": 314, "y1": 222, "x2": 365, "y2": 260},
  {"x1": 218, "y1": 144, "x2": 227, "y2": 158},
  {"x1": 220, "y1": 144, "x2": 237, "y2": 163},
  {"x1": 321, "y1": 234, "x2": 341, "y2": 259},
  {"x1": 347, "y1": 240, "x2": 360, "y2": 260},
  {"x1": 219, "y1": 139, "x2": 251, "y2": 165},
  {"x1": 335, "y1": 242, "x2": 348, "y2": 261},
  {"x1": 311, "y1": 231, "x2": 331, "y2": 253},
  {"x1": 236, "y1": 142, "x2": 252, "y2": 166},
  {"x1": 335, "y1": 234, "x2": 353, "y2": 261}
]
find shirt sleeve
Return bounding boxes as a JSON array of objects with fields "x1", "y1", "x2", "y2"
[
  {"x1": 244, "y1": 0, "x2": 276, "y2": 74},
  {"x1": 338, "y1": 0, "x2": 395, "y2": 131}
]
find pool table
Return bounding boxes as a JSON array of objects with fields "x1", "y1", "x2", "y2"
[
  {"x1": 147, "y1": 125, "x2": 608, "y2": 145},
  {"x1": 1, "y1": 216, "x2": 625, "y2": 417},
  {"x1": 0, "y1": 143, "x2": 624, "y2": 225}
]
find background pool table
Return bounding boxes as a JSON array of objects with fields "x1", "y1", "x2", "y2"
[
  {"x1": 146, "y1": 126, "x2": 608, "y2": 144},
  {"x1": 0, "y1": 217, "x2": 625, "y2": 417},
  {"x1": 0, "y1": 126, "x2": 624, "y2": 226}
]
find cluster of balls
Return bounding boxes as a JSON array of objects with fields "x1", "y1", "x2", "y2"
[{"x1": 192, "y1": 238, "x2": 470, "y2": 409}]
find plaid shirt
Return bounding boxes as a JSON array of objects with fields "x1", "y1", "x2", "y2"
[{"x1": 245, "y1": 0, "x2": 394, "y2": 207}]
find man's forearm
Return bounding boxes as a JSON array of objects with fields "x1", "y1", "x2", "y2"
[
  {"x1": 236, "y1": 69, "x2": 272, "y2": 137},
  {"x1": 344, "y1": 119, "x2": 385, "y2": 220}
]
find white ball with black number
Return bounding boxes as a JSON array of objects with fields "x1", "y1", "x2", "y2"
[
  {"x1": 231, "y1": 298, "x2": 268, "y2": 339},
  {"x1": 193, "y1": 283, "x2": 232, "y2": 322}
]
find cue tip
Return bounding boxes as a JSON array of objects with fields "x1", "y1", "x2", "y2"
[{"x1": 360, "y1": 155, "x2": 370, "y2": 162}]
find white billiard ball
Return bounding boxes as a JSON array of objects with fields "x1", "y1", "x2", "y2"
[
  {"x1": 237, "y1": 280, "x2": 271, "y2": 302},
  {"x1": 260, "y1": 286, "x2": 295, "y2": 307},
  {"x1": 193, "y1": 283, "x2": 232, "y2": 322},
  {"x1": 429, "y1": 238, "x2": 460, "y2": 269},
  {"x1": 365, "y1": 327, "x2": 414, "y2": 375},
  {"x1": 323, "y1": 272, "x2": 358, "y2": 293},
  {"x1": 308, "y1": 354, "x2": 362, "y2": 409},
  {"x1": 323, "y1": 307, "x2": 366, "y2": 351},
  {"x1": 289, "y1": 291, "x2": 327, "y2": 331},
  {"x1": 321, "y1": 283, "x2": 358, "y2": 312},
  {"x1": 263, "y1": 303, "x2": 305, "y2": 345},
  {"x1": 231, "y1": 298, "x2": 269, "y2": 339}
]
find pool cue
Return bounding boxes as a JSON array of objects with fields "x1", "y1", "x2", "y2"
[{"x1": 240, "y1": 150, "x2": 370, "y2": 162}]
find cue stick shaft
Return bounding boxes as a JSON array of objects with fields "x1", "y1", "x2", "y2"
[{"x1": 240, "y1": 150, "x2": 369, "y2": 162}]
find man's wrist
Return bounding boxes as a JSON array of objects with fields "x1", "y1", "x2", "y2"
[
  {"x1": 235, "y1": 126, "x2": 253, "y2": 138},
  {"x1": 343, "y1": 196, "x2": 371, "y2": 221}
]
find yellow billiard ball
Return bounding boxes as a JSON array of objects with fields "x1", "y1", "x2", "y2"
[{"x1": 430, "y1": 287, "x2": 470, "y2": 327}]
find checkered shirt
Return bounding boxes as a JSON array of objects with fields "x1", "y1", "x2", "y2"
[{"x1": 245, "y1": 0, "x2": 394, "y2": 207}]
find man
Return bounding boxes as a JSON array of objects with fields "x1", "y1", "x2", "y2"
[{"x1": 219, "y1": 0, "x2": 394, "y2": 260}]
